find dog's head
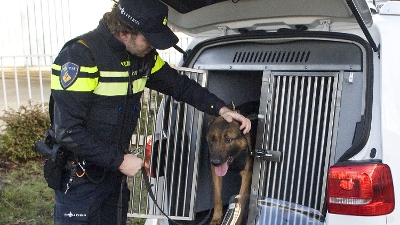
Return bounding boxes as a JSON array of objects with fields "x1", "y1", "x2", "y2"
[{"x1": 206, "y1": 116, "x2": 252, "y2": 177}]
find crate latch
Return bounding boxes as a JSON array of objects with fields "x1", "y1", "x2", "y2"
[{"x1": 253, "y1": 149, "x2": 281, "y2": 162}]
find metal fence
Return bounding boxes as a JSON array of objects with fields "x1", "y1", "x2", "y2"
[
  {"x1": 0, "y1": 0, "x2": 192, "y2": 114},
  {"x1": 0, "y1": 55, "x2": 53, "y2": 114}
]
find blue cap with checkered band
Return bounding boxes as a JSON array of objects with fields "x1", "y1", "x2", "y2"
[{"x1": 117, "y1": 0, "x2": 179, "y2": 50}]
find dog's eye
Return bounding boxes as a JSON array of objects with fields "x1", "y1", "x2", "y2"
[
  {"x1": 225, "y1": 138, "x2": 232, "y2": 143},
  {"x1": 209, "y1": 135, "x2": 216, "y2": 143}
]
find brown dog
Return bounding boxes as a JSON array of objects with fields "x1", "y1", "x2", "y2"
[{"x1": 206, "y1": 102, "x2": 257, "y2": 225}]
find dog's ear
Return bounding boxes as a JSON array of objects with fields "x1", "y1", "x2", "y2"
[
  {"x1": 208, "y1": 116, "x2": 217, "y2": 127},
  {"x1": 245, "y1": 133, "x2": 253, "y2": 153}
]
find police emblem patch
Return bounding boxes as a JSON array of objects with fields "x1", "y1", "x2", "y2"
[{"x1": 61, "y1": 62, "x2": 79, "y2": 89}]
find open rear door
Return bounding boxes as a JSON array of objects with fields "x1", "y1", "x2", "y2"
[{"x1": 127, "y1": 67, "x2": 208, "y2": 221}]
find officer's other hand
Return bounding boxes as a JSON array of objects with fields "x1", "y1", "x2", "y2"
[
  {"x1": 219, "y1": 106, "x2": 251, "y2": 134},
  {"x1": 119, "y1": 154, "x2": 144, "y2": 177}
]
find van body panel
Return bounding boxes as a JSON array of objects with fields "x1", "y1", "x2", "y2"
[{"x1": 375, "y1": 8, "x2": 400, "y2": 224}]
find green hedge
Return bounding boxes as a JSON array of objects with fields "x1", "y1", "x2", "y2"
[{"x1": 0, "y1": 104, "x2": 50, "y2": 162}]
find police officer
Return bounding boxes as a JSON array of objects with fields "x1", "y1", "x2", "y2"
[{"x1": 50, "y1": 0, "x2": 251, "y2": 224}]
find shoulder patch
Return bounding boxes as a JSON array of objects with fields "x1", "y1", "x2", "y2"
[{"x1": 61, "y1": 62, "x2": 79, "y2": 89}]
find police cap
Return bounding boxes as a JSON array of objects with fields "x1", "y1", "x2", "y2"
[{"x1": 117, "y1": 0, "x2": 179, "y2": 50}]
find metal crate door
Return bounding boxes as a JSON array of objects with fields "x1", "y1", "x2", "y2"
[
  {"x1": 250, "y1": 71, "x2": 343, "y2": 224},
  {"x1": 127, "y1": 67, "x2": 208, "y2": 221}
]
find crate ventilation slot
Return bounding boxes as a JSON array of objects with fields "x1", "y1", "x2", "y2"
[{"x1": 232, "y1": 50, "x2": 311, "y2": 64}]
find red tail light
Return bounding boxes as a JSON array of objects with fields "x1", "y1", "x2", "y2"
[
  {"x1": 144, "y1": 139, "x2": 155, "y2": 177},
  {"x1": 327, "y1": 163, "x2": 395, "y2": 216}
]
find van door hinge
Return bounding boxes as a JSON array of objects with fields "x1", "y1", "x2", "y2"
[
  {"x1": 218, "y1": 26, "x2": 228, "y2": 36},
  {"x1": 320, "y1": 20, "x2": 331, "y2": 31},
  {"x1": 346, "y1": 0, "x2": 379, "y2": 53}
]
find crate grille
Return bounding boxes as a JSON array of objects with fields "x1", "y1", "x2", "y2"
[
  {"x1": 127, "y1": 67, "x2": 207, "y2": 220},
  {"x1": 252, "y1": 71, "x2": 342, "y2": 224}
]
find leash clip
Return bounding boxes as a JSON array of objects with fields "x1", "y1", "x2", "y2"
[
  {"x1": 130, "y1": 147, "x2": 142, "y2": 156},
  {"x1": 75, "y1": 161, "x2": 86, "y2": 178}
]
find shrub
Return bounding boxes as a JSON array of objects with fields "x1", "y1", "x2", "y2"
[{"x1": 0, "y1": 104, "x2": 50, "y2": 162}]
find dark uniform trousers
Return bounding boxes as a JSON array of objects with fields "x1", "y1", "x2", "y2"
[{"x1": 54, "y1": 170, "x2": 129, "y2": 225}]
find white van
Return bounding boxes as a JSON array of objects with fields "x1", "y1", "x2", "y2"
[{"x1": 128, "y1": 0, "x2": 400, "y2": 224}]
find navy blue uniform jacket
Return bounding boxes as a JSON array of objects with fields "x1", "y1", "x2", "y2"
[{"x1": 50, "y1": 20, "x2": 225, "y2": 172}]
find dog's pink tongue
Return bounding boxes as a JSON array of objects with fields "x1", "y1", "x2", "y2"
[{"x1": 214, "y1": 162, "x2": 229, "y2": 177}]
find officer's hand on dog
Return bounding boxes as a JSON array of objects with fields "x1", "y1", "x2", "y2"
[
  {"x1": 219, "y1": 106, "x2": 251, "y2": 134},
  {"x1": 119, "y1": 154, "x2": 144, "y2": 177}
]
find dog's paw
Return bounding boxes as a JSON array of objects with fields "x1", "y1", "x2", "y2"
[
  {"x1": 211, "y1": 210, "x2": 223, "y2": 225},
  {"x1": 210, "y1": 217, "x2": 222, "y2": 225}
]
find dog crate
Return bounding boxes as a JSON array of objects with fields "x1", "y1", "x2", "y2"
[{"x1": 128, "y1": 35, "x2": 371, "y2": 224}]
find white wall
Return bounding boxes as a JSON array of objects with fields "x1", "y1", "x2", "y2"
[
  {"x1": 64, "y1": 0, "x2": 115, "y2": 46},
  {"x1": 0, "y1": 0, "x2": 114, "y2": 58},
  {"x1": 0, "y1": 0, "x2": 190, "y2": 66}
]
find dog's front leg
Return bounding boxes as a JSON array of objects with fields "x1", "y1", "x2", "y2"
[
  {"x1": 211, "y1": 169, "x2": 223, "y2": 225},
  {"x1": 239, "y1": 157, "x2": 253, "y2": 196},
  {"x1": 235, "y1": 157, "x2": 254, "y2": 225}
]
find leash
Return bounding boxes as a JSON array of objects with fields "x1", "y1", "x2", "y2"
[
  {"x1": 141, "y1": 167, "x2": 212, "y2": 225},
  {"x1": 117, "y1": 175, "x2": 126, "y2": 225}
]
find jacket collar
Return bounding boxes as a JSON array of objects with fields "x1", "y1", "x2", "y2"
[{"x1": 97, "y1": 19, "x2": 127, "y2": 52}]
